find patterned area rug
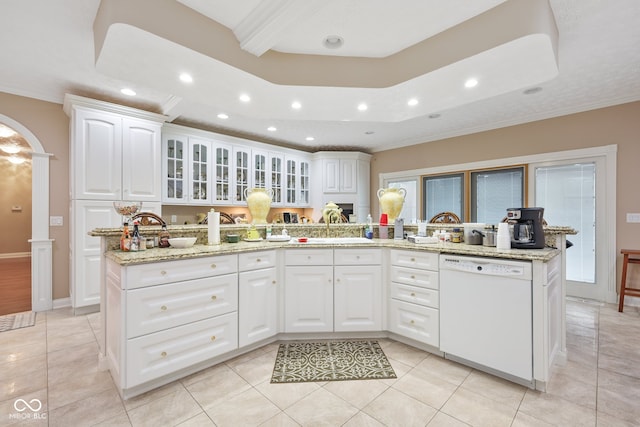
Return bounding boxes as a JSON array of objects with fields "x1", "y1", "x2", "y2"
[
  {"x1": 271, "y1": 340, "x2": 397, "y2": 384},
  {"x1": 0, "y1": 311, "x2": 36, "y2": 333}
]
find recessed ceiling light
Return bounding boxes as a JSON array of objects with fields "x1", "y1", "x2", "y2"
[
  {"x1": 179, "y1": 73, "x2": 193, "y2": 83},
  {"x1": 239, "y1": 94, "x2": 251, "y2": 103},
  {"x1": 357, "y1": 103, "x2": 368, "y2": 111},
  {"x1": 305, "y1": 136, "x2": 315, "y2": 141},
  {"x1": 0, "y1": 125, "x2": 16, "y2": 138},
  {"x1": 291, "y1": 101, "x2": 302, "y2": 110},
  {"x1": 120, "y1": 88, "x2": 136, "y2": 96},
  {"x1": 217, "y1": 113, "x2": 229, "y2": 119},
  {"x1": 464, "y1": 78, "x2": 478, "y2": 88},
  {"x1": 1, "y1": 144, "x2": 20, "y2": 154},
  {"x1": 407, "y1": 98, "x2": 419, "y2": 106},
  {"x1": 323, "y1": 35, "x2": 344, "y2": 49},
  {"x1": 523, "y1": 87, "x2": 543, "y2": 95},
  {"x1": 428, "y1": 113, "x2": 441, "y2": 119},
  {"x1": 267, "y1": 126, "x2": 277, "y2": 132}
]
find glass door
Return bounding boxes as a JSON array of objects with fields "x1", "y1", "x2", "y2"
[
  {"x1": 214, "y1": 145, "x2": 231, "y2": 204},
  {"x1": 190, "y1": 139, "x2": 210, "y2": 203},
  {"x1": 299, "y1": 160, "x2": 310, "y2": 206},
  {"x1": 533, "y1": 159, "x2": 605, "y2": 301},
  {"x1": 164, "y1": 136, "x2": 185, "y2": 203},
  {"x1": 270, "y1": 154, "x2": 284, "y2": 205},
  {"x1": 286, "y1": 159, "x2": 296, "y2": 204},
  {"x1": 234, "y1": 147, "x2": 250, "y2": 203}
]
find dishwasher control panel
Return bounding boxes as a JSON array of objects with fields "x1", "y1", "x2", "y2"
[{"x1": 440, "y1": 256, "x2": 531, "y2": 279}]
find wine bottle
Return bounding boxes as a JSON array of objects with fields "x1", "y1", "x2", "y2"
[
  {"x1": 131, "y1": 223, "x2": 141, "y2": 252},
  {"x1": 158, "y1": 224, "x2": 171, "y2": 248}
]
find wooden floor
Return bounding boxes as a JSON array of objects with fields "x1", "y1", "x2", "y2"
[{"x1": 0, "y1": 257, "x2": 31, "y2": 316}]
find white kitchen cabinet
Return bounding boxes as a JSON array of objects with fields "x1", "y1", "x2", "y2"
[
  {"x1": 334, "y1": 248, "x2": 382, "y2": 331},
  {"x1": 162, "y1": 134, "x2": 212, "y2": 204},
  {"x1": 66, "y1": 98, "x2": 164, "y2": 202},
  {"x1": 285, "y1": 155, "x2": 312, "y2": 207},
  {"x1": 105, "y1": 255, "x2": 239, "y2": 396},
  {"x1": 212, "y1": 142, "x2": 232, "y2": 204},
  {"x1": 311, "y1": 151, "x2": 371, "y2": 222},
  {"x1": 284, "y1": 249, "x2": 334, "y2": 332},
  {"x1": 233, "y1": 146, "x2": 251, "y2": 204},
  {"x1": 238, "y1": 250, "x2": 278, "y2": 347},
  {"x1": 388, "y1": 250, "x2": 440, "y2": 347},
  {"x1": 270, "y1": 152, "x2": 284, "y2": 206}
]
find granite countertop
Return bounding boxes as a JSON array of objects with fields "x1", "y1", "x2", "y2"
[{"x1": 105, "y1": 239, "x2": 561, "y2": 266}]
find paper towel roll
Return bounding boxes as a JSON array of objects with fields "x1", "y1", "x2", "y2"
[
  {"x1": 208, "y1": 210, "x2": 220, "y2": 245},
  {"x1": 496, "y1": 222, "x2": 511, "y2": 250}
]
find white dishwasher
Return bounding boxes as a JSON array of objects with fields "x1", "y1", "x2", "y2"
[{"x1": 439, "y1": 255, "x2": 533, "y2": 385}]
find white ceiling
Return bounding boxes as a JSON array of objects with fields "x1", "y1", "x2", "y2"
[{"x1": 1, "y1": 0, "x2": 639, "y2": 153}]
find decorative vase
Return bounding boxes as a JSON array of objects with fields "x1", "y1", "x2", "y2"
[
  {"x1": 377, "y1": 187, "x2": 407, "y2": 223},
  {"x1": 244, "y1": 187, "x2": 273, "y2": 224}
]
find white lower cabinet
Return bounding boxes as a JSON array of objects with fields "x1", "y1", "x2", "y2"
[
  {"x1": 238, "y1": 250, "x2": 278, "y2": 347},
  {"x1": 334, "y1": 249, "x2": 382, "y2": 331},
  {"x1": 388, "y1": 250, "x2": 440, "y2": 347},
  {"x1": 127, "y1": 312, "x2": 237, "y2": 387},
  {"x1": 106, "y1": 255, "x2": 239, "y2": 393},
  {"x1": 284, "y1": 248, "x2": 382, "y2": 333}
]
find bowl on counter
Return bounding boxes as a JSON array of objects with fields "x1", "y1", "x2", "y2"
[
  {"x1": 167, "y1": 237, "x2": 197, "y2": 248},
  {"x1": 226, "y1": 234, "x2": 240, "y2": 243}
]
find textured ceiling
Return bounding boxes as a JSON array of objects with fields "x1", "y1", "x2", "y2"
[{"x1": 0, "y1": 0, "x2": 639, "y2": 153}]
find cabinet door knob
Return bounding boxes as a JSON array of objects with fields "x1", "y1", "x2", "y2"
[
  {"x1": 356, "y1": 255, "x2": 360, "y2": 259},
  {"x1": 210, "y1": 336, "x2": 216, "y2": 341},
  {"x1": 410, "y1": 320, "x2": 415, "y2": 325},
  {"x1": 161, "y1": 351, "x2": 167, "y2": 357},
  {"x1": 410, "y1": 275, "x2": 415, "y2": 279},
  {"x1": 161, "y1": 305, "x2": 167, "y2": 311},
  {"x1": 272, "y1": 280, "x2": 276, "y2": 284},
  {"x1": 410, "y1": 258, "x2": 415, "y2": 262},
  {"x1": 211, "y1": 295, "x2": 217, "y2": 301},
  {"x1": 410, "y1": 292, "x2": 416, "y2": 297},
  {"x1": 210, "y1": 264, "x2": 216, "y2": 269},
  {"x1": 160, "y1": 270, "x2": 167, "y2": 275}
]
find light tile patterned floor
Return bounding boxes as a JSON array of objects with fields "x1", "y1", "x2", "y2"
[{"x1": 1, "y1": 299, "x2": 638, "y2": 426}]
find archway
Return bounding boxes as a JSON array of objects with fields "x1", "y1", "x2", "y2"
[{"x1": 0, "y1": 115, "x2": 52, "y2": 311}]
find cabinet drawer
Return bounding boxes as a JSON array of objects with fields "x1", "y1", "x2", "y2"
[
  {"x1": 390, "y1": 250, "x2": 439, "y2": 271},
  {"x1": 239, "y1": 250, "x2": 276, "y2": 272},
  {"x1": 390, "y1": 266, "x2": 439, "y2": 290},
  {"x1": 388, "y1": 299, "x2": 439, "y2": 347},
  {"x1": 334, "y1": 249, "x2": 382, "y2": 265},
  {"x1": 125, "y1": 254, "x2": 237, "y2": 289},
  {"x1": 126, "y1": 273, "x2": 238, "y2": 338},
  {"x1": 126, "y1": 312, "x2": 238, "y2": 388},
  {"x1": 391, "y1": 282, "x2": 439, "y2": 309},
  {"x1": 285, "y1": 249, "x2": 333, "y2": 266}
]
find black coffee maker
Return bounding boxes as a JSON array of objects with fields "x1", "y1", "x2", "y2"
[{"x1": 506, "y1": 207, "x2": 545, "y2": 249}]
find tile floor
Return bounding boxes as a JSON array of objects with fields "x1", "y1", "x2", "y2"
[{"x1": 1, "y1": 299, "x2": 639, "y2": 426}]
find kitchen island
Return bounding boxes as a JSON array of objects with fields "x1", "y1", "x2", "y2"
[{"x1": 92, "y1": 224, "x2": 575, "y2": 399}]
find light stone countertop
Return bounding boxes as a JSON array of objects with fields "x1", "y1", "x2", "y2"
[{"x1": 95, "y1": 223, "x2": 575, "y2": 266}]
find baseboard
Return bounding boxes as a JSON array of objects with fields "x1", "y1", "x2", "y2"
[
  {"x1": 0, "y1": 252, "x2": 31, "y2": 259},
  {"x1": 52, "y1": 298, "x2": 71, "y2": 309}
]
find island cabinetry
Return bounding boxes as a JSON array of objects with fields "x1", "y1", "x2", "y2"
[
  {"x1": 284, "y1": 249, "x2": 334, "y2": 332},
  {"x1": 388, "y1": 250, "x2": 440, "y2": 347},
  {"x1": 238, "y1": 250, "x2": 278, "y2": 347},
  {"x1": 334, "y1": 249, "x2": 382, "y2": 331},
  {"x1": 105, "y1": 255, "x2": 238, "y2": 394}
]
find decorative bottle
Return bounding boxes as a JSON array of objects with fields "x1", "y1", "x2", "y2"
[
  {"x1": 120, "y1": 222, "x2": 131, "y2": 252},
  {"x1": 158, "y1": 224, "x2": 171, "y2": 248},
  {"x1": 130, "y1": 223, "x2": 141, "y2": 252}
]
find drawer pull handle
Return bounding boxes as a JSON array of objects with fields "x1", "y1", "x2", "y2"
[
  {"x1": 160, "y1": 270, "x2": 167, "y2": 275},
  {"x1": 211, "y1": 264, "x2": 216, "y2": 269},
  {"x1": 211, "y1": 336, "x2": 216, "y2": 341},
  {"x1": 411, "y1": 275, "x2": 415, "y2": 279},
  {"x1": 410, "y1": 320, "x2": 415, "y2": 325},
  {"x1": 410, "y1": 292, "x2": 416, "y2": 297},
  {"x1": 211, "y1": 295, "x2": 217, "y2": 301},
  {"x1": 356, "y1": 255, "x2": 360, "y2": 259},
  {"x1": 161, "y1": 305, "x2": 167, "y2": 311},
  {"x1": 161, "y1": 351, "x2": 167, "y2": 357},
  {"x1": 411, "y1": 258, "x2": 415, "y2": 262},
  {"x1": 256, "y1": 258, "x2": 261, "y2": 262},
  {"x1": 307, "y1": 256, "x2": 312, "y2": 260},
  {"x1": 272, "y1": 280, "x2": 276, "y2": 284}
]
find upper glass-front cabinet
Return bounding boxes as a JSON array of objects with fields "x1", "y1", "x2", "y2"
[
  {"x1": 286, "y1": 159, "x2": 297, "y2": 205},
  {"x1": 253, "y1": 150, "x2": 267, "y2": 189},
  {"x1": 300, "y1": 160, "x2": 310, "y2": 205},
  {"x1": 163, "y1": 135, "x2": 211, "y2": 204},
  {"x1": 163, "y1": 136, "x2": 186, "y2": 202},
  {"x1": 270, "y1": 153, "x2": 284, "y2": 205},
  {"x1": 213, "y1": 144, "x2": 231, "y2": 204},
  {"x1": 234, "y1": 147, "x2": 250, "y2": 203}
]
